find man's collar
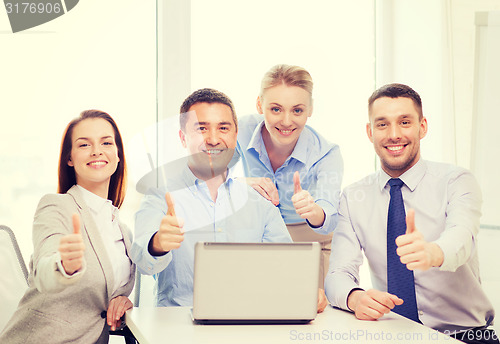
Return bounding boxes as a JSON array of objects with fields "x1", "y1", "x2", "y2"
[
  {"x1": 182, "y1": 163, "x2": 234, "y2": 192},
  {"x1": 378, "y1": 158, "x2": 427, "y2": 191}
]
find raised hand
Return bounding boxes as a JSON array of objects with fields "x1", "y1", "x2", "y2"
[
  {"x1": 107, "y1": 296, "x2": 133, "y2": 331},
  {"x1": 238, "y1": 177, "x2": 279, "y2": 206},
  {"x1": 347, "y1": 289, "x2": 403, "y2": 320},
  {"x1": 151, "y1": 192, "x2": 185, "y2": 255},
  {"x1": 59, "y1": 213, "x2": 85, "y2": 275},
  {"x1": 396, "y1": 209, "x2": 444, "y2": 270},
  {"x1": 317, "y1": 288, "x2": 328, "y2": 313},
  {"x1": 166, "y1": 192, "x2": 177, "y2": 217},
  {"x1": 291, "y1": 171, "x2": 325, "y2": 227}
]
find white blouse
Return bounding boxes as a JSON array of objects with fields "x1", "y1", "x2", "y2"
[{"x1": 77, "y1": 185, "x2": 131, "y2": 293}]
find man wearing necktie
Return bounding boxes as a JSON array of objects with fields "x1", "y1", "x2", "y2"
[{"x1": 325, "y1": 83, "x2": 498, "y2": 344}]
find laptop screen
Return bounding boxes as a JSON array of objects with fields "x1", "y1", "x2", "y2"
[{"x1": 192, "y1": 242, "x2": 320, "y2": 323}]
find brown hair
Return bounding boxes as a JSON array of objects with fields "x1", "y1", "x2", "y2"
[
  {"x1": 58, "y1": 110, "x2": 127, "y2": 208},
  {"x1": 368, "y1": 83, "x2": 423, "y2": 120},
  {"x1": 260, "y1": 64, "x2": 313, "y2": 98}
]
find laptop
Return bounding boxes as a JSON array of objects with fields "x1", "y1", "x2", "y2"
[{"x1": 192, "y1": 242, "x2": 320, "y2": 324}]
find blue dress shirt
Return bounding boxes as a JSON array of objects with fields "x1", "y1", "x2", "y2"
[
  {"x1": 130, "y1": 164, "x2": 292, "y2": 307},
  {"x1": 325, "y1": 159, "x2": 495, "y2": 333},
  {"x1": 236, "y1": 114, "x2": 343, "y2": 234}
]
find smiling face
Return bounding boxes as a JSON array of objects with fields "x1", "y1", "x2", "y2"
[
  {"x1": 179, "y1": 102, "x2": 237, "y2": 180},
  {"x1": 367, "y1": 96, "x2": 427, "y2": 177},
  {"x1": 67, "y1": 118, "x2": 120, "y2": 196},
  {"x1": 257, "y1": 84, "x2": 312, "y2": 153}
]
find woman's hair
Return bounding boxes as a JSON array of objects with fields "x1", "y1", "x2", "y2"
[
  {"x1": 260, "y1": 64, "x2": 313, "y2": 98},
  {"x1": 57, "y1": 110, "x2": 127, "y2": 208}
]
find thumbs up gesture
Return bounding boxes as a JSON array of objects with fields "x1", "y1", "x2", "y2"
[
  {"x1": 291, "y1": 171, "x2": 325, "y2": 227},
  {"x1": 395, "y1": 209, "x2": 444, "y2": 270},
  {"x1": 59, "y1": 213, "x2": 85, "y2": 275},
  {"x1": 151, "y1": 192, "x2": 185, "y2": 255},
  {"x1": 293, "y1": 171, "x2": 303, "y2": 194}
]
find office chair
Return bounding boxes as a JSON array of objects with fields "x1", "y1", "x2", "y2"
[
  {"x1": 0, "y1": 225, "x2": 29, "y2": 331},
  {"x1": 0, "y1": 225, "x2": 137, "y2": 343}
]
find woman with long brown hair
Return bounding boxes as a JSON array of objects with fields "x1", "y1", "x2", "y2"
[{"x1": 0, "y1": 110, "x2": 135, "y2": 344}]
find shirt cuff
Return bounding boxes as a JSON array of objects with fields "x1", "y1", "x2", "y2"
[
  {"x1": 307, "y1": 199, "x2": 337, "y2": 234},
  {"x1": 433, "y1": 238, "x2": 460, "y2": 272},
  {"x1": 325, "y1": 272, "x2": 359, "y2": 311},
  {"x1": 346, "y1": 288, "x2": 365, "y2": 312},
  {"x1": 55, "y1": 251, "x2": 86, "y2": 281},
  {"x1": 139, "y1": 235, "x2": 173, "y2": 275}
]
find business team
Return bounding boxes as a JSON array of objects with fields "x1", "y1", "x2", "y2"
[{"x1": 0, "y1": 66, "x2": 497, "y2": 344}]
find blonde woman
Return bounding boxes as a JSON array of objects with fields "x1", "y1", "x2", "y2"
[{"x1": 237, "y1": 65, "x2": 343, "y2": 312}]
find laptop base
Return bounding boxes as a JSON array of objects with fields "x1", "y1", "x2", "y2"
[{"x1": 190, "y1": 309, "x2": 313, "y2": 325}]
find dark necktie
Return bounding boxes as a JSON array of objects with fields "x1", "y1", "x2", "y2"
[{"x1": 386, "y1": 178, "x2": 420, "y2": 322}]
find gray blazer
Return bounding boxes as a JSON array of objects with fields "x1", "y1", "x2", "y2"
[{"x1": 0, "y1": 186, "x2": 135, "y2": 344}]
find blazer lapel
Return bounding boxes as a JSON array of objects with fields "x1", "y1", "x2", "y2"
[
  {"x1": 119, "y1": 222, "x2": 132, "y2": 255},
  {"x1": 67, "y1": 185, "x2": 115, "y2": 302},
  {"x1": 111, "y1": 221, "x2": 136, "y2": 299}
]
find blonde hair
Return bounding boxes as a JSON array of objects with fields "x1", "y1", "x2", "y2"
[{"x1": 260, "y1": 64, "x2": 313, "y2": 98}]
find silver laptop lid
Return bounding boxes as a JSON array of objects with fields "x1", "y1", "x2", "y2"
[{"x1": 192, "y1": 242, "x2": 320, "y2": 322}]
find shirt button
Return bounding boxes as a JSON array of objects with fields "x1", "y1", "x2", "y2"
[
  {"x1": 419, "y1": 311, "x2": 424, "y2": 316},
  {"x1": 217, "y1": 228, "x2": 222, "y2": 232}
]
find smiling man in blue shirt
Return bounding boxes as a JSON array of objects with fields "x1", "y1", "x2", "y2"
[
  {"x1": 325, "y1": 83, "x2": 497, "y2": 344},
  {"x1": 131, "y1": 88, "x2": 292, "y2": 307}
]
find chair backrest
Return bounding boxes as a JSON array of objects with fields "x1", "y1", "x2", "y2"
[
  {"x1": 133, "y1": 271, "x2": 157, "y2": 307},
  {"x1": 133, "y1": 271, "x2": 141, "y2": 307},
  {"x1": 0, "y1": 225, "x2": 29, "y2": 332}
]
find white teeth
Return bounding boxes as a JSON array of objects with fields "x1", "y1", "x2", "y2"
[
  {"x1": 279, "y1": 129, "x2": 294, "y2": 134},
  {"x1": 89, "y1": 161, "x2": 106, "y2": 166},
  {"x1": 206, "y1": 150, "x2": 222, "y2": 154},
  {"x1": 387, "y1": 146, "x2": 404, "y2": 151}
]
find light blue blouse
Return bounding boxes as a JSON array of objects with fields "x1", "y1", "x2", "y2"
[{"x1": 237, "y1": 114, "x2": 343, "y2": 234}]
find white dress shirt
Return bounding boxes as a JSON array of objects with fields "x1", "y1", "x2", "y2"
[
  {"x1": 325, "y1": 159, "x2": 495, "y2": 333},
  {"x1": 77, "y1": 185, "x2": 131, "y2": 293}
]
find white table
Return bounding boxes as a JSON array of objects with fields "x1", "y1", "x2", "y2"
[{"x1": 126, "y1": 306, "x2": 459, "y2": 344}]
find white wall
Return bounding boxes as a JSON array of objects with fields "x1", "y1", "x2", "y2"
[
  {"x1": 190, "y1": 0, "x2": 377, "y2": 187},
  {"x1": 450, "y1": 0, "x2": 500, "y2": 169},
  {"x1": 376, "y1": 0, "x2": 453, "y2": 165},
  {"x1": 376, "y1": 0, "x2": 500, "y2": 172},
  {"x1": 0, "y1": 0, "x2": 157, "y2": 262},
  {"x1": 472, "y1": 10, "x2": 500, "y2": 227}
]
